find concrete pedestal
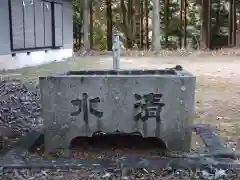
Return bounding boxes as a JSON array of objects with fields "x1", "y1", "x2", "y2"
[{"x1": 39, "y1": 69, "x2": 196, "y2": 154}]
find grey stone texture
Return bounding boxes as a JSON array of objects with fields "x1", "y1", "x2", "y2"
[{"x1": 39, "y1": 69, "x2": 196, "y2": 155}]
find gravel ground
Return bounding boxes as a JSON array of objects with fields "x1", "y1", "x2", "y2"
[
  {"x1": 1, "y1": 167, "x2": 239, "y2": 180},
  {"x1": 1, "y1": 53, "x2": 240, "y2": 179},
  {"x1": 0, "y1": 80, "x2": 42, "y2": 152}
]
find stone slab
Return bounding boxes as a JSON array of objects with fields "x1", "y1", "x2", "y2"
[{"x1": 39, "y1": 69, "x2": 196, "y2": 154}]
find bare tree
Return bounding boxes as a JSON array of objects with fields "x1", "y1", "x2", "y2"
[
  {"x1": 200, "y1": 0, "x2": 211, "y2": 49},
  {"x1": 83, "y1": 0, "x2": 90, "y2": 51},
  {"x1": 152, "y1": 0, "x2": 161, "y2": 51}
]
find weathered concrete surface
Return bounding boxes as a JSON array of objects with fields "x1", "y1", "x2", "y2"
[{"x1": 39, "y1": 69, "x2": 196, "y2": 154}]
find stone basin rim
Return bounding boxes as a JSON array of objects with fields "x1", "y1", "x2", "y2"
[
  {"x1": 39, "y1": 69, "x2": 195, "y2": 78},
  {"x1": 66, "y1": 69, "x2": 178, "y2": 75}
]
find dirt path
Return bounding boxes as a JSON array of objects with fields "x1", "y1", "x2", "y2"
[{"x1": 1, "y1": 55, "x2": 240, "y2": 147}]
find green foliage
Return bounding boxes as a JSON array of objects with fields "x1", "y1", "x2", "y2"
[
  {"x1": 92, "y1": 23, "x2": 107, "y2": 50},
  {"x1": 72, "y1": 0, "x2": 82, "y2": 23}
]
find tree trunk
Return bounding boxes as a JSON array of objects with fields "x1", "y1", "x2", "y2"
[
  {"x1": 140, "y1": 0, "x2": 144, "y2": 49},
  {"x1": 200, "y1": 0, "x2": 211, "y2": 49},
  {"x1": 232, "y1": 0, "x2": 236, "y2": 46},
  {"x1": 120, "y1": 0, "x2": 133, "y2": 49},
  {"x1": 106, "y1": 0, "x2": 113, "y2": 51},
  {"x1": 135, "y1": 0, "x2": 144, "y2": 49},
  {"x1": 127, "y1": 0, "x2": 133, "y2": 48},
  {"x1": 144, "y1": 0, "x2": 149, "y2": 49},
  {"x1": 229, "y1": 0, "x2": 236, "y2": 47},
  {"x1": 89, "y1": 0, "x2": 93, "y2": 49},
  {"x1": 83, "y1": 0, "x2": 90, "y2": 51},
  {"x1": 152, "y1": 0, "x2": 161, "y2": 51},
  {"x1": 183, "y1": 0, "x2": 187, "y2": 48},
  {"x1": 164, "y1": 0, "x2": 169, "y2": 48}
]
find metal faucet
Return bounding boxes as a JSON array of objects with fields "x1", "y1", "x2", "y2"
[{"x1": 112, "y1": 31, "x2": 120, "y2": 70}]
